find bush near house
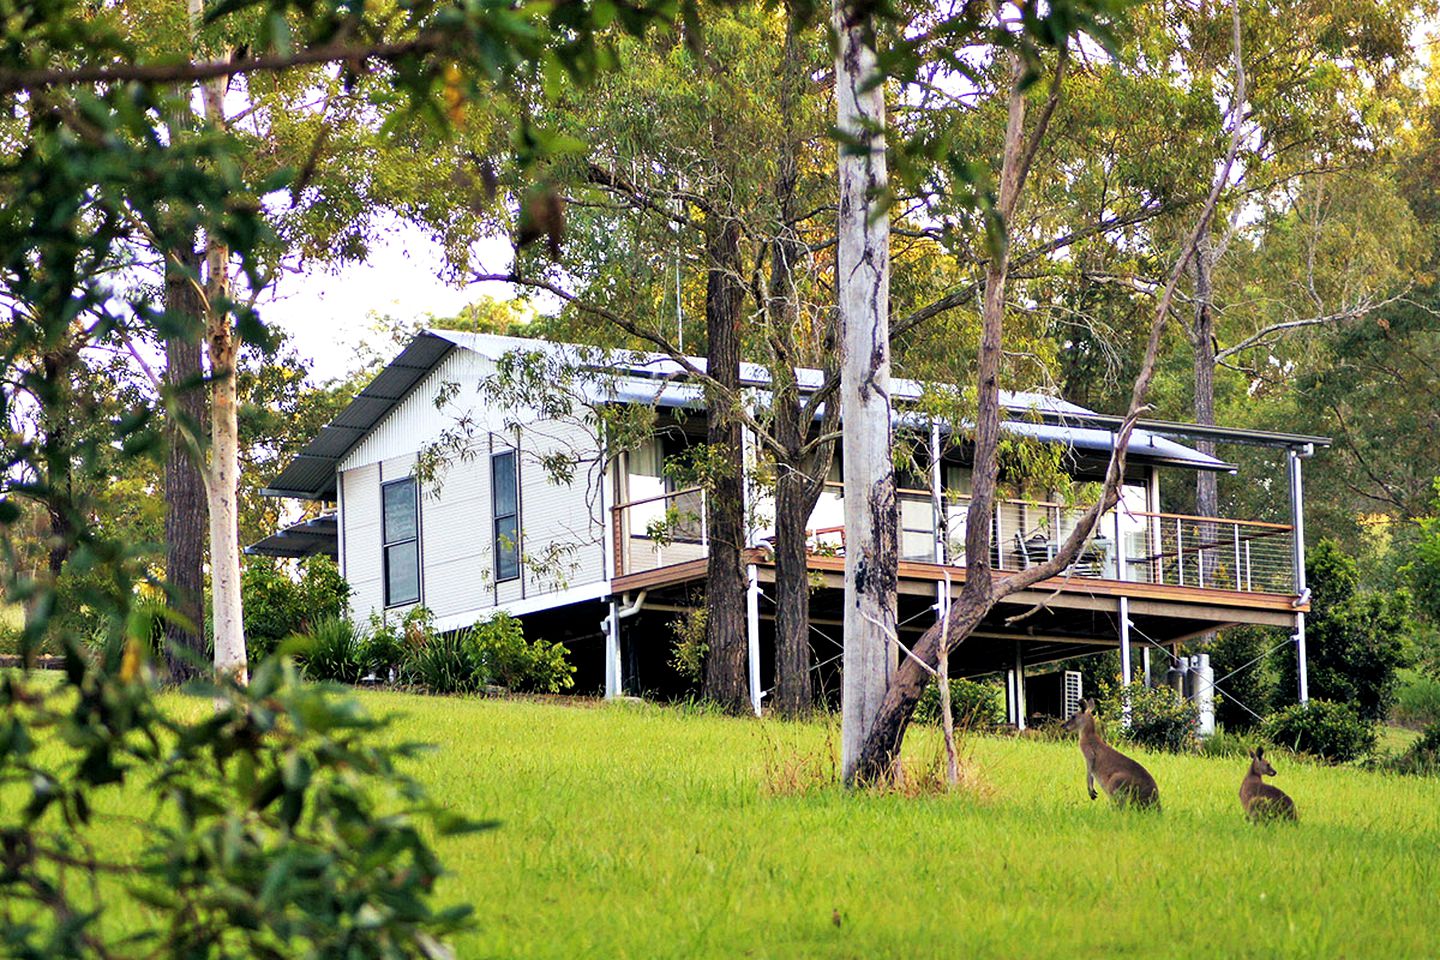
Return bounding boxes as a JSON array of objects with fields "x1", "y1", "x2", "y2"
[
  {"x1": 333, "y1": 608, "x2": 575, "y2": 695},
  {"x1": 1276, "y1": 539, "x2": 1412, "y2": 721},
  {"x1": 1384, "y1": 722, "x2": 1440, "y2": 776},
  {"x1": 1097, "y1": 679, "x2": 1200, "y2": 753},
  {"x1": 1262, "y1": 699, "x2": 1378, "y2": 763},
  {"x1": 241, "y1": 555, "x2": 351, "y2": 663},
  {"x1": 913, "y1": 677, "x2": 1005, "y2": 730}
]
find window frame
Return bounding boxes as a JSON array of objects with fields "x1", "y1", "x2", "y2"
[
  {"x1": 381, "y1": 476, "x2": 421, "y2": 608},
  {"x1": 491, "y1": 448, "x2": 521, "y2": 584}
]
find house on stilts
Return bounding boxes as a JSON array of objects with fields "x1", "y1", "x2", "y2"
[{"x1": 252, "y1": 330, "x2": 1326, "y2": 725}]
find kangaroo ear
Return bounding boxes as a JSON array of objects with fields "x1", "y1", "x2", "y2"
[{"x1": 1256, "y1": 746, "x2": 1265, "y2": 759}]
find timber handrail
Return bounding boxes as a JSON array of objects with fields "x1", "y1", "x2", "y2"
[
  {"x1": 1128, "y1": 509, "x2": 1293, "y2": 531},
  {"x1": 610, "y1": 485, "x2": 706, "y2": 512}
]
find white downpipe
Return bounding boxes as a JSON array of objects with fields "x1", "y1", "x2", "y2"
[{"x1": 604, "y1": 590, "x2": 647, "y2": 700}]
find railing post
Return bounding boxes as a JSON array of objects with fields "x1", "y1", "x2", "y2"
[
  {"x1": 747, "y1": 563, "x2": 762, "y2": 716},
  {"x1": 1289, "y1": 445, "x2": 1312, "y2": 704},
  {"x1": 1112, "y1": 503, "x2": 1126, "y2": 581},
  {"x1": 1233, "y1": 522, "x2": 1242, "y2": 591},
  {"x1": 1176, "y1": 517, "x2": 1185, "y2": 587},
  {"x1": 1119, "y1": 596, "x2": 1132, "y2": 728},
  {"x1": 930, "y1": 420, "x2": 945, "y2": 565},
  {"x1": 700, "y1": 491, "x2": 708, "y2": 549}
]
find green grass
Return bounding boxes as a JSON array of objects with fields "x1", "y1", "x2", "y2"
[
  {"x1": 14, "y1": 684, "x2": 1440, "y2": 957},
  {"x1": 344, "y1": 692, "x2": 1440, "y2": 959}
]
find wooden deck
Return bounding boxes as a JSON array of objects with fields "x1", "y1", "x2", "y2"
[{"x1": 612, "y1": 550, "x2": 1306, "y2": 632}]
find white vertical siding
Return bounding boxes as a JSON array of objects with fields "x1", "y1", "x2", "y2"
[
  {"x1": 336, "y1": 343, "x2": 608, "y2": 626},
  {"x1": 343, "y1": 463, "x2": 382, "y2": 622},
  {"x1": 422, "y1": 452, "x2": 491, "y2": 621},
  {"x1": 518, "y1": 421, "x2": 607, "y2": 596}
]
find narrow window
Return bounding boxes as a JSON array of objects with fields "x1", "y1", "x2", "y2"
[
  {"x1": 492, "y1": 449, "x2": 520, "y2": 582},
  {"x1": 382, "y1": 477, "x2": 420, "y2": 606}
]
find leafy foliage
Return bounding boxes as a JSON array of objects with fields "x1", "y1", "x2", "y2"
[
  {"x1": 393, "y1": 610, "x2": 574, "y2": 694},
  {"x1": 298, "y1": 615, "x2": 368, "y2": 684},
  {"x1": 1276, "y1": 539, "x2": 1412, "y2": 721},
  {"x1": 469, "y1": 613, "x2": 575, "y2": 693},
  {"x1": 913, "y1": 677, "x2": 1005, "y2": 730},
  {"x1": 241, "y1": 555, "x2": 352, "y2": 664},
  {"x1": 1207, "y1": 626, "x2": 1281, "y2": 730},
  {"x1": 1262, "y1": 700, "x2": 1377, "y2": 763},
  {"x1": 0, "y1": 644, "x2": 488, "y2": 957},
  {"x1": 1097, "y1": 679, "x2": 1199, "y2": 754}
]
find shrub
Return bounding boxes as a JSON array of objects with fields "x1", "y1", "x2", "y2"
[
  {"x1": 470, "y1": 612, "x2": 575, "y2": 693},
  {"x1": 298, "y1": 616, "x2": 367, "y2": 684},
  {"x1": 1207, "y1": 626, "x2": 1280, "y2": 731},
  {"x1": 913, "y1": 677, "x2": 1005, "y2": 730},
  {"x1": 1262, "y1": 699, "x2": 1377, "y2": 763},
  {"x1": 1391, "y1": 668, "x2": 1440, "y2": 728},
  {"x1": 1276, "y1": 539, "x2": 1412, "y2": 721},
  {"x1": 1389, "y1": 722, "x2": 1440, "y2": 776},
  {"x1": 668, "y1": 606, "x2": 707, "y2": 684},
  {"x1": 363, "y1": 607, "x2": 435, "y2": 682},
  {"x1": 1097, "y1": 680, "x2": 1199, "y2": 753},
  {"x1": 0, "y1": 637, "x2": 485, "y2": 957},
  {"x1": 242, "y1": 555, "x2": 352, "y2": 663},
  {"x1": 404, "y1": 628, "x2": 483, "y2": 694}
]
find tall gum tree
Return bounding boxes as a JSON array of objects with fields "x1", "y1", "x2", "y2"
[
  {"x1": 834, "y1": 0, "x2": 895, "y2": 781},
  {"x1": 848, "y1": 4, "x2": 1250, "y2": 783}
]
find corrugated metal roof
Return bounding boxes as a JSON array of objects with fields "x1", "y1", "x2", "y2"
[
  {"x1": 261, "y1": 333, "x2": 455, "y2": 499},
  {"x1": 263, "y1": 329, "x2": 1262, "y2": 499},
  {"x1": 244, "y1": 513, "x2": 339, "y2": 559}
]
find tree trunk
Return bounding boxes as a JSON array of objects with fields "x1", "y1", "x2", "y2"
[
  {"x1": 163, "y1": 245, "x2": 210, "y2": 681},
  {"x1": 851, "y1": 52, "x2": 1038, "y2": 782},
  {"x1": 1192, "y1": 233, "x2": 1219, "y2": 599},
  {"x1": 38, "y1": 344, "x2": 78, "y2": 582},
  {"x1": 835, "y1": 0, "x2": 896, "y2": 783},
  {"x1": 186, "y1": 0, "x2": 247, "y2": 684},
  {"x1": 700, "y1": 216, "x2": 750, "y2": 712},
  {"x1": 204, "y1": 245, "x2": 248, "y2": 684},
  {"x1": 768, "y1": 9, "x2": 835, "y2": 717}
]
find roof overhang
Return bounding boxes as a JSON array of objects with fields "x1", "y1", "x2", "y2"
[
  {"x1": 245, "y1": 513, "x2": 339, "y2": 559},
  {"x1": 261, "y1": 332, "x2": 457, "y2": 500}
]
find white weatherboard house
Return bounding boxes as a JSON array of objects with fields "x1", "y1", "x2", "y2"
[{"x1": 254, "y1": 330, "x2": 1326, "y2": 722}]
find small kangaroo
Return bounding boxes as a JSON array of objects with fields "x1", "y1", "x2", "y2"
[
  {"x1": 1239, "y1": 747, "x2": 1297, "y2": 823},
  {"x1": 1061, "y1": 698, "x2": 1161, "y2": 809}
]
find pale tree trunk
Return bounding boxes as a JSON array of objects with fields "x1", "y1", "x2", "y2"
[
  {"x1": 700, "y1": 215, "x2": 749, "y2": 711},
  {"x1": 163, "y1": 245, "x2": 210, "y2": 682},
  {"x1": 850, "y1": 8, "x2": 1245, "y2": 780},
  {"x1": 188, "y1": 0, "x2": 247, "y2": 682},
  {"x1": 835, "y1": 0, "x2": 896, "y2": 783},
  {"x1": 204, "y1": 246, "x2": 247, "y2": 684}
]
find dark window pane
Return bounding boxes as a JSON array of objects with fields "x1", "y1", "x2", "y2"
[
  {"x1": 492, "y1": 451, "x2": 517, "y2": 518},
  {"x1": 383, "y1": 479, "x2": 417, "y2": 544},
  {"x1": 385, "y1": 541, "x2": 419, "y2": 605},
  {"x1": 495, "y1": 515, "x2": 520, "y2": 582}
]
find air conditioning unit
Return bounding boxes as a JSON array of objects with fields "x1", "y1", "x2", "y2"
[{"x1": 1024, "y1": 670, "x2": 1083, "y2": 721}]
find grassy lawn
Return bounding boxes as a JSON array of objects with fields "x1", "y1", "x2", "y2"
[{"x1": 337, "y1": 690, "x2": 1440, "y2": 959}]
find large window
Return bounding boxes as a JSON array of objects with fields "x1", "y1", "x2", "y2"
[
  {"x1": 382, "y1": 477, "x2": 420, "y2": 606},
  {"x1": 492, "y1": 449, "x2": 520, "y2": 583}
]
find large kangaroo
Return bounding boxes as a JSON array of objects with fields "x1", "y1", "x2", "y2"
[
  {"x1": 1239, "y1": 747, "x2": 1297, "y2": 822},
  {"x1": 1061, "y1": 698, "x2": 1161, "y2": 809}
]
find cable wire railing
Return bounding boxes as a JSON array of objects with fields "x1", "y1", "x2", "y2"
[{"x1": 612, "y1": 484, "x2": 1296, "y2": 595}]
